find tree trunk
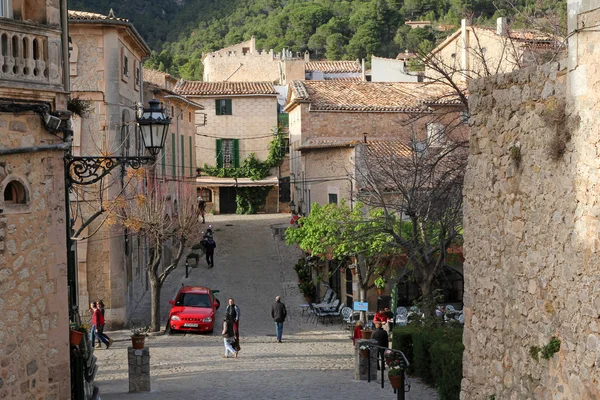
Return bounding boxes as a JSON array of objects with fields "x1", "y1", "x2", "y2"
[
  {"x1": 149, "y1": 274, "x2": 162, "y2": 332},
  {"x1": 418, "y1": 277, "x2": 436, "y2": 316}
]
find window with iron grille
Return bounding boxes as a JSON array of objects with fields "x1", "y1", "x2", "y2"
[{"x1": 222, "y1": 139, "x2": 234, "y2": 168}]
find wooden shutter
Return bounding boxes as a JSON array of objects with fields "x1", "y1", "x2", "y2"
[
  {"x1": 171, "y1": 133, "x2": 176, "y2": 177},
  {"x1": 216, "y1": 139, "x2": 223, "y2": 168},
  {"x1": 215, "y1": 99, "x2": 221, "y2": 115},
  {"x1": 189, "y1": 136, "x2": 193, "y2": 176},
  {"x1": 181, "y1": 135, "x2": 185, "y2": 176},
  {"x1": 232, "y1": 139, "x2": 240, "y2": 168},
  {"x1": 226, "y1": 99, "x2": 232, "y2": 115}
]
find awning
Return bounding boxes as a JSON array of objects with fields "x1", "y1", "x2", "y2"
[{"x1": 195, "y1": 176, "x2": 279, "y2": 187}]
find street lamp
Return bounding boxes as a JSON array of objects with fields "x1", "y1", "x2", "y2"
[
  {"x1": 137, "y1": 99, "x2": 171, "y2": 156},
  {"x1": 65, "y1": 99, "x2": 171, "y2": 184},
  {"x1": 64, "y1": 99, "x2": 172, "y2": 319},
  {"x1": 289, "y1": 200, "x2": 296, "y2": 214}
]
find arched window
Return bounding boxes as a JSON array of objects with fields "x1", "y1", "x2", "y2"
[{"x1": 4, "y1": 180, "x2": 27, "y2": 204}]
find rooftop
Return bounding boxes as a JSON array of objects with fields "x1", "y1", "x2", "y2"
[
  {"x1": 68, "y1": 9, "x2": 128, "y2": 22},
  {"x1": 288, "y1": 81, "x2": 460, "y2": 112},
  {"x1": 305, "y1": 60, "x2": 362, "y2": 73},
  {"x1": 175, "y1": 81, "x2": 278, "y2": 96}
]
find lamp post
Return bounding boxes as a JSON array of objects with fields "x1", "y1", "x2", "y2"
[
  {"x1": 289, "y1": 200, "x2": 296, "y2": 214},
  {"x1": 64, "y1": 99, "x2": 171, "y2": 318}
]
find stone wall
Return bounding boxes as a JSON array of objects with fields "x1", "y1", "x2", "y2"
[
  {"x1": 203, "y1": 52, "x2": 282, "y2": 83},
  {"x1": 462, "y1": 56, "x2": 600, "y2": 398},
  {"x1": 0, "y1": 115, "x2": 70, "y2": 399}
]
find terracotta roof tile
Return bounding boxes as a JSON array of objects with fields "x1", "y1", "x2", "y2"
[
  {"x1": 289, "y1": 81, "x2": 460, "y2": 112},
  {"x1": 478, "y1": 26, "x2": 556, "y2": 42},
  {"x1": 367, "y1": 140, "x2": 413, "y2": 158},
  {"x1": 305, "y1": 60, "x2": 362, "y2": 73},
  {"x1": 298, "y1": 138, "x2": 361, "y2": 150},
  {"x1": 323, "y1": 76, "x2": 362, "y2": 81},
  {"x1": 174, "y1": 81, "x2": 277, "y2": 96},
  {"x1": 68, "y1": 10, "x2": 128, "y2": 22}
]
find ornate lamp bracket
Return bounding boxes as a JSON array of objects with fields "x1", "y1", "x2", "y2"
[{"x1": 65, "y1": 155, "x2": 154, "y2": 185}]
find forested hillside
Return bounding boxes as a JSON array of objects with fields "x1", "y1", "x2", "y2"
[{"x1": 67, "y1": 0, "x2": 566, "y2": 80}]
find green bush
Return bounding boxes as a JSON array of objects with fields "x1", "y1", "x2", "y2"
[
  {"x1": 391, "y1": 325, "x2": 423, "y2": 374},
  {"x1": 430, "y1": 339, "x2": 464, "y2": 400},
  {"x1": 412, "y1": 328, "x2": 442, "y2": 384},
  {"x1": 392, "y1": 325, "x2": 464, "y2": 392}
]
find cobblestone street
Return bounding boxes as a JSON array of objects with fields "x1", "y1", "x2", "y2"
[{"x1": 95, "y1": 214, "x2": 437, "y2": 400}]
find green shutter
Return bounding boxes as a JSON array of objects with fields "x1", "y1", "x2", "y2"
[
  {"x1": 189, "y1": 136, "x2": 193, "y2": 176},
  {"x1": 216, "y1": 139, "x2": 223, "y2": 168},
  {"x1": 215, "y1": 99, "x2": 221, "y2": 115},
  {"x1": 226, "y1": 99, "x2": 232, "y2": 115},
  {"x1": 171, "y1": 133, "x2": 176, "y2": 177},
  {"x1": 232, "y1": 139, "x2": 240, "y2": 168},
  {"x1": 181, "y1": 134, "x2": 185, "y2": 176}
]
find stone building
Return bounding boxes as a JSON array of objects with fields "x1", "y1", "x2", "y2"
[
  {"x1": 285, "y1": 79, "x2": 465, "y2": 309},
  {"x1": 370, "y1": 55, "x2": 420, "y2": 82},
  {"x1": 143, "y1": 69, "x2": 204, "y2": 214},
  {"x1": 462, "y1": 1, "x2": 600, "y2": 398},
  {"x1": 0, "y1": 0, "x2": 71, "y2": 398},
  {"x1": 202, "y1": 36, "x2": 306, "y2": 84},
  {"x1": 68, "y1": 10, "x2": 151, "y2": 328},
  {"x1": 175, "y1": 81, "x2": 281, "y2": 214},
  {"x1": 426, "y1": 17, "x2": 559, "y2": 84}
]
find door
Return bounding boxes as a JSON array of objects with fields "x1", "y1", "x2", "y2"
[{"x1": 219, "y1": 187, "x2": 237, "y2": 214}]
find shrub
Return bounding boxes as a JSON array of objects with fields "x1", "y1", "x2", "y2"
[
  {"x1": 412, "y1": 328, "x2": 442, "y2": 384},
  {"x1": 391, "y1": 325, "x2": 422, "y2": 374},
  {"x1": 430, "y1": 339, "x2": 464, "y2": 400}
]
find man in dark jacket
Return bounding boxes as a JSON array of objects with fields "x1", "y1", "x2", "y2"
[
  {"x1": 372, "y1": 321, "x2": 389, "y2": 370},
  {"x1": 204, "y1": 237, "x2": 216, "y2": 268},
  {"x1": 271, "y1": 296, "x2": 287, "y2": 343}
]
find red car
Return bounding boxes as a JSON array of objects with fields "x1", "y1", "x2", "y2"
[{"x1": 168, "y1": 286, "x2": 220, "y2": 333}]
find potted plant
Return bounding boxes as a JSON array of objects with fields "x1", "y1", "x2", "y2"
[
  {"x1": 131, "y1": 324, "x2": 149, "y2": 349},
  {"x1": 297, "y1": 280, "x2": 316, "y2": 303},
  {"x1": 360, "y1": 327, "x2": 373, "y2": 339},
  {"x1": 388, "y1": 359, "x2": 404, "y2": 389},
  {"x1": 359, "y1": 344, "x2": 370, "y2": 358},
  {"x1": 69, "y1": 323, "x2": 88, "y2": 347},
  {"x1": 374, "y1": 276, "x2": 386, "y2": 295}
]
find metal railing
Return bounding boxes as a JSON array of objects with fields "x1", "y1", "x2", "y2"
[{"x1": 363, "y1": 344, "x2": 411, "y2": 400}]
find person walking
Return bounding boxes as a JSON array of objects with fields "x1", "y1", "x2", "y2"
[
  {"x1": 90, "y1": 301, "x2": 110, "y2": 349},
  {"x1": 226, "y1": 298, "x2": 241, "y2": 344},
  {"x1": 271, "y1": 296, "x2": 287, "y2": 343},
  {"x1": 198, "y1": 196, "x2": 206, "y2": 224},
  {"x1": 204, "y1": 236, "x2": 216, "y2": 268},
  {"x1": 372, "y1": 321, "x2": 389, "y2": 370},
  {"x1": 221, "y1": 316, "x2": 238, "y2": 358},
  {"x1": 96, "y1": 300, "x2": 113, "y2": 349}
]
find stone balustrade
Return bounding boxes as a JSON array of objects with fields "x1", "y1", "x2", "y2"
[{"x1": 0, "y1": 18, "x2": 63, "y2": 88}]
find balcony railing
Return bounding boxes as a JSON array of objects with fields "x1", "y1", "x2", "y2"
[{"x1": 0, "y1": 18, "x2": 63, "y2": 88}]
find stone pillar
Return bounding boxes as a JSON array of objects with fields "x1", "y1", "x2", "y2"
[
  {"x1": 128, "y1": 347, "x2": 150, "y2": 392},
  {"x1": 353, "y1": 339, "x2": 377, "y2": 380}
]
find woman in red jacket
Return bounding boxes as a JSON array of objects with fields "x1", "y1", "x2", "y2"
[
  {"x1": 91, "y1": 302, "x2": 110, "y2": 349},
  {"x1": 352, "y1": 320, "x2": 363, "y2": 345}
]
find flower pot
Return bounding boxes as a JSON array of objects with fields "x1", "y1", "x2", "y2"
[
  {"x1": 389, "y1": 374, "x2": 403, "y2": 389},
  {"x1": 360, "y1": 329, "x2": 372, "y2": 339},
  {"x1": 131, "y1": 335, "x2": 146, "y2": 349},
  {"x1": 304, "y1": 295, "x2": 314, "y2": 304},
  {"x1": 377, "y1": 289, "x2": 383, "y2": 295},
  {"x1": 360, "y1": 349, "x2": 370, "y2": 358},
  {"x1": 69, "y1": 330, "x2": 84, "y2": 346}
]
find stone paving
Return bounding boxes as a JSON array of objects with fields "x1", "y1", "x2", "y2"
[{"x1": 95, "y1": 214, "x2": 437, "y2": 400}]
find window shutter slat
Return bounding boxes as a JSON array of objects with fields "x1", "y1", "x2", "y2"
[
  {"x1": 216, "y1": 139, "x2": 223, "y2": 168},
  {"x1": 233, "y1": 139, "x2": 240, "y2": 168}
]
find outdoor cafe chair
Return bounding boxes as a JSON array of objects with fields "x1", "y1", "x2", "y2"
[
  {"x1": 340, "y1": 306, "x2": 353, "y2": 330},
  {"x1": 395, "y1": 307, "x2": 408, "y2": 326}
]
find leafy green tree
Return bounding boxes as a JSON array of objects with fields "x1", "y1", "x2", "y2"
[
  {"x1": 325, "y1": 33, "x2": 347, "y2": 60},
  {"x1": 286, "y1": 202, "x2": 399, "y2": 311}
]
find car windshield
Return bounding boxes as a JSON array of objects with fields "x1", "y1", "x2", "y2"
[{"x1": 175, "y1": 293, "x2": 211, "y2": 308}]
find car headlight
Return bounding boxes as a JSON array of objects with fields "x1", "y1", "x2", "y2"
[
  {"x1": 202, "y1": 317, "x2": 212, "y2": 322},
  {"x1": 170, "y1": 315, "x2": 180, "y2": 321}
]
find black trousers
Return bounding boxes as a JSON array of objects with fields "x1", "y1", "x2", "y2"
[{"x1": 206, "y1": 251, "x2": 214, "y2": 267}]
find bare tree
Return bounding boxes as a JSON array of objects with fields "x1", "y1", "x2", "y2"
[{"x1": 111, "y1": 180, "x2": 201, "y2": 332}]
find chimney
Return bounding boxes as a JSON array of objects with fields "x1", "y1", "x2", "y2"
[
  {"x1": 362, "y1": 58, "x2": 366, "y2": 81},
  {"x1": 496, "y1": 17, "x2": 508, "y2": 36},
  {"x1": 250, "y1": 35, "x2": 256, "y2": 53},
  {"x1": 304, "y1": 51, "x2": 310, "y2": 62},
  {"x1": 363, "y1": 132, "x2": 368, "y2": 143}
]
